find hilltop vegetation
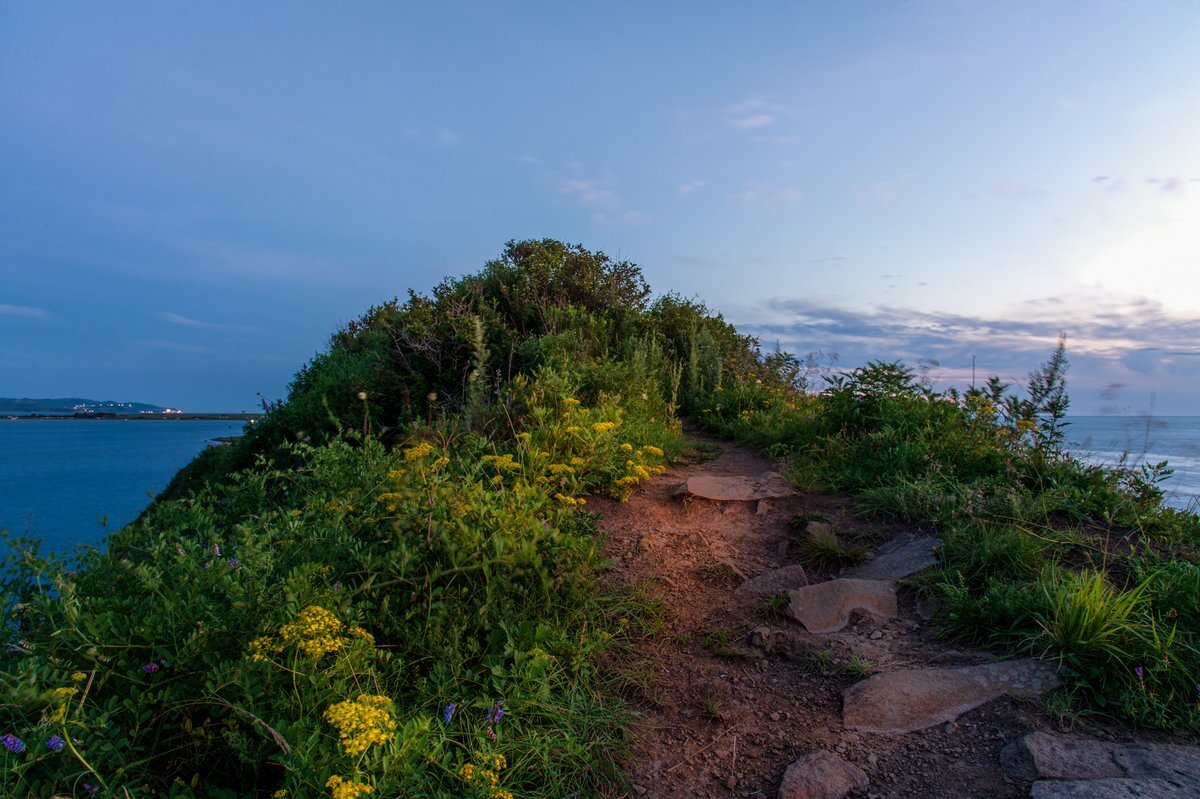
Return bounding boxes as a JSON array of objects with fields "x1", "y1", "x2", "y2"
[{"x1": 4, "y1": 240, "x2": 1199, "y2": 797}]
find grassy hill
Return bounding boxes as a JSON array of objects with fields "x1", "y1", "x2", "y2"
[{"x1": 3, "y1": 240, "x2": 1197, "y2": 797}]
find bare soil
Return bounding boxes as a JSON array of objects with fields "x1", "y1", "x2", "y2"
[{"x1": 593, "y1": 431, "x2": 1197, "y2": 799}]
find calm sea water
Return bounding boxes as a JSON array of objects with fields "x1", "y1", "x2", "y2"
[
  {"x1": 1066, "y1": 415, "x2": 1200, "y2": 512},
  {"x1": 0, "y1": 419, "x2": 244, "y2": 554}
]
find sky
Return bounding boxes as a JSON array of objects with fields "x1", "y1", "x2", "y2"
[{"x1": 2, "y1": 1, "x2": 1199, "y2": 414}]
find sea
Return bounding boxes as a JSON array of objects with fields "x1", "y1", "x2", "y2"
[
  {"x1": 0, "y1": 416, "x2": 1197, "y2": 557},
  {"x1": 0, "y1": 419, "x2": 245, "y2": 556}
]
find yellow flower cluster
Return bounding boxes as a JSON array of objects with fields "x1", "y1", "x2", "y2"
[
  {"x1": 324, "y1": 694, "x2": 397, "y2": 757},
  {"x1": 569, "y1": 456, "x2": 585, "y2": 466},
  {"x1": 279, "y1": 606, "x2": 347, "y2": 658},
  {"x1": 565, "y1": 425, "x2": 582, "y2": 434},
  {"x1": 325, "y1": 776, "x2": 374, "y2": 799},
  {"x1": 619, "y1": 443, "x2": 633, "y2": 452},
  {"x1": 47, "y1": 686, "x2": 79, "y2": 702},
  {"x1": 642, "y1": 445, "x2": 664, "y2": 458},
  {"x1": 404, "y1": 441, "x2": 436, "y2": 461},
  {"x1": 70, "y1": 672, "x2": 88, "y2": 682},
  {"x1": 554, "y1": 493, "x2": 586, "y2": 507},
  {"x1": 482, "y1": 453, "x2": 521, "y2": 471},
  {"x1": 248, "y1": 606, "x2": 377, "y2": 662},
  {"x1": 546, "y1": 463, "x2": 575, "y2": 475},
  {"x1": 562, "y1": 397, "x2": 581, "y2": 406},
  {"x1": 460, "y1": 753, "x2": 512, "y2": 799},
  {"x1": 591, "y1": 422, "x2": 617, "y2": 433}
]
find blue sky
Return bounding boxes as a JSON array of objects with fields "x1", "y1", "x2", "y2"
[{"x1": 2, "y1": 1, "x2": 1198, "y2": 413}]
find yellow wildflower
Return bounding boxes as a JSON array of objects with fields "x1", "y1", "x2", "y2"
[
  {"x1": 642, "y1": 445, "x2": 664, "y2": 458},
  {"x1": 569, "y1": 457, "x2": 585, "y2": 466},
  {"x1": 403, "y1": 441, "x2": 436, "y2": 460},
  {"x1": 547, "y1": 463, "x2": 575, "y2": 475},
  {"x1": 565, "y1": 425, "x2": 582, "y2": 434},
  {"x1": 619, "y1": 443, "x2": 633, "y2": 452},
  {"x1": 562, "y1": 397, "x2": 581, "y2": 406},
  {"x1": 481, "y1": 453, "x2": 521, "y2": 471},
  {"x1": 46, "y1": 687, "x2": 79, "y2": 702},
  {"x1": 325, "y1": 695, "x2": 397, "y2": 757},
  {"x1": 70, "y1": 672, "x2": 88, "y2": 682},
  {"x1": 326, "y1": 776, "x2": 374, "y2": 799},
  {"x1": 278, "y1": 606, "x2": 346, "y2": 658},
  {"x1": 591, "y1": 422, "x2": 617, "y2": 433}
]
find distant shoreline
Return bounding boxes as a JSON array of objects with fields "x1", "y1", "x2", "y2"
[{"x1": 2, "y1": 413, "x2": 263, "y2": 421}]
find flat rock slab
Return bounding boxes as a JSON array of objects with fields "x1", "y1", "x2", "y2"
[
  {"x1": 1000, "y1": 732, "x2": 1124, "y2": 781},
  {"x1": 675, "y1": 473, "x2": 795, "y2": 502},
  {"x1": 778, "y1": 750, "x2": 869, "y2": 799},
  {"x1": 787, "y1": 578, "x2": 897, "y2": 633},
  {"x1": 1002, "y1": 732, "x2": 1200, "y2": 785},
  {"x1": 736, "y1": 563, "x2": 809, "y2": 595},
  {"x1": 846, "y1": 535, "x2": 941, "y2": 581},
  {"x1": 842, "y1": 659, "x2": 1061, "y2": 733},
  {"x1": 1031, "y1": 777, "x2": 1199, "y2": 798}
]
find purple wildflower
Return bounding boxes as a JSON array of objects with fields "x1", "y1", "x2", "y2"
[
  {"x1": 83, "y1": 781, "x2": 100, "y2": 795},
  {"x1": 227, "y1": 557, "x2": 241, "y2": 570},
  {"x1": 1134, "y1": 665, "x2": 1144, "y2": 681},
  {"x1": 485, "y1": 701, "x2": 505, "y2": 725},
  {"x1": 142, "y1": 662, "x2": 160, "y2": 674},
  {"x1": 333, "y1": 582, "x2": 343, "y2": 591},
  {"x1": 1, "y1": 733, "x2": 25, "y2": 754},
  {"x1": 44, "y1": 735, "x2": 65, "y2": 752},
  {"x1": 441, "y1": 703, "x2": 456, "y2": 724}
]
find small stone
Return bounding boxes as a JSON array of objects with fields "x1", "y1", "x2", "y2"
[
  {"x1": 866, "y1": 753, "x2": 878, "y2": 768},
  {"x1": 632, "y1": 784, "x2": 648, "y2": 796},
  {"x1": 869, "y1": 630, "x2": 884, "y2": 640},
  {"x1": 778, "y1": 750, "x2": 869, "y2": 799},
  {"x1": 676, "y1": 474, "x2": 796, "y2": 502},
  {"x1": 749, "y1": 625, "x2": 776, "y2": 650},
  {"x1": 943, "y1": 722, "x2": 958, "y2": 735},
  {"x1": 725, "y1": 774, "x2": 738, "y2": 790},
  {"x1": 770, "y1": 712, "x2": 782, "y2": 722}
]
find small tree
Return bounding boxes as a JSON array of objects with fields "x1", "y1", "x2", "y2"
[{"x1": 1026, "y1": 333, "x2": 1070, "y2": 454}]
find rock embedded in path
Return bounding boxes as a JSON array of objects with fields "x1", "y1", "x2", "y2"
[
  {"x1": 1000, "y1": 732, "x2": 1124, "y2": 782},
  {"x1": 1002, "y1": 731, "x2": 1200, "y2": 795},
  {"x1": 736, "y1": 563, "x2": 810, "y2": 595},
  {"x1": 845, "y1": 534, "x2": 941, "y2": 581},
  {"x1": 777, "y1": 749, "x2": 869, "y2": 799},
  {"x1": 787, "y1": 578, "x2": 897, "y2": 634},
  {"x1": 841, "y1": 659, "x2": 1061, "y2": 733},
  {"x1": 675, "y1": 473, "x2": 796, "y2": 502}
]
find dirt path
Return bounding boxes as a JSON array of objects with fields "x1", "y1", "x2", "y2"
[{"x1": 592, "y1": 432, "x2": 1198, "y2": 799}]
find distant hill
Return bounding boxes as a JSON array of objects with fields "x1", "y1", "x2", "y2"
[{"x1": 0, "y1": 397, "x2": 174, "y2": 414}]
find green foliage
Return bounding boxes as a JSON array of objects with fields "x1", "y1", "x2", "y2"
[{"x1": 793, "y1": 527, "x2": 868, "y2": 571}]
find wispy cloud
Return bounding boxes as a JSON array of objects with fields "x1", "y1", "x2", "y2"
[
  {"x1": 732, "y1": 113, "x2": 775, "y2": 129},
  {"x1": 678, "y1": 180, "x2": 706, "y2": 194},
  {"x1": 558, "y1": 179, "x2": 617, "y2": 207},
  {"x1": 722, "y1": 98, "x2": 786, "y2": 131},
  {"x1": 0, "y1": 303, "x2": 49, "y2": 320},
  {"x1": 621, "y1": 210, "x2": 653, "y2": 225},
  {"x1": 155, "y1": 310, "x2": 255, "y2": 333},
  {"x1": 134, "y1": 339, "x2": 212, "y2": 354},
  {"x1": 731, "y1": 183, "x2": 803, "y2": 206}
]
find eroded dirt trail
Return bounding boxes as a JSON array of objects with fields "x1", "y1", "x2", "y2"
[{"x1": 592, "y1": 432, "x2": 1200, "y2": 799}]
